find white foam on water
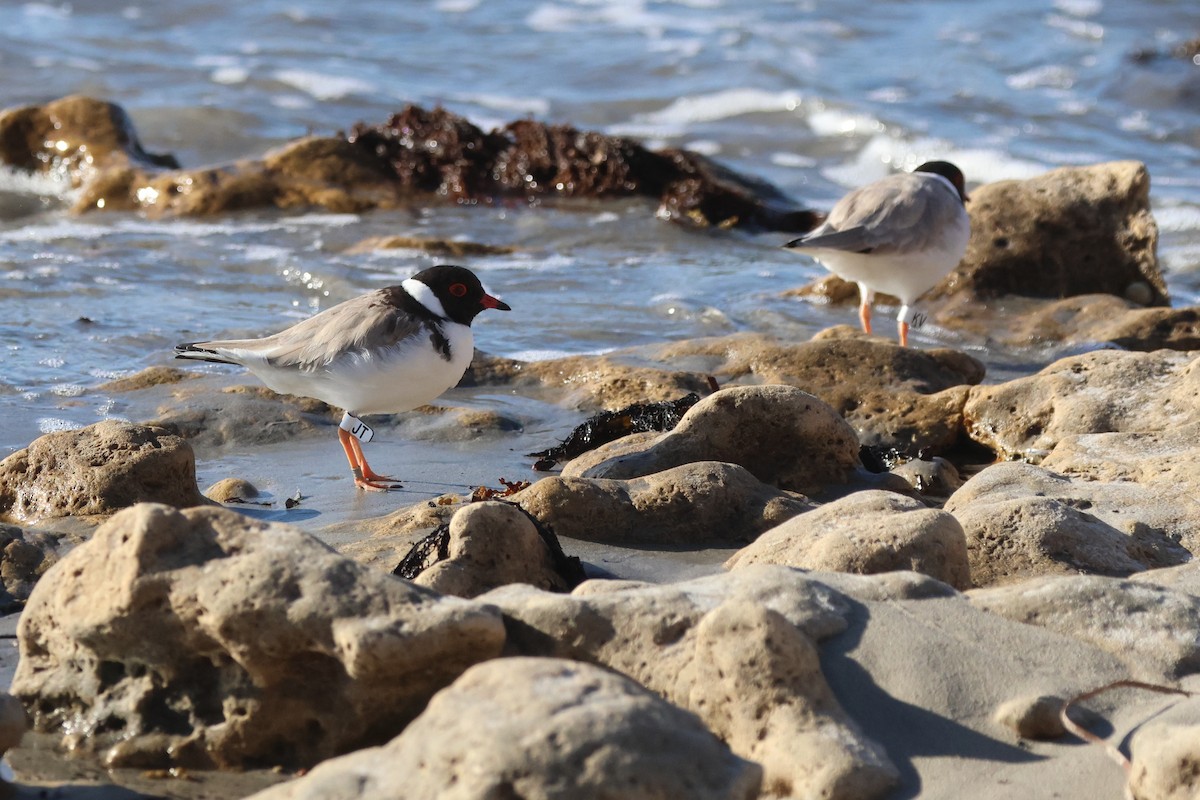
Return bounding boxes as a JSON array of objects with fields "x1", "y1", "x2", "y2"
[
  {"x1": 211, "y1": 66, "x2": 249, "y2": 85},
  {"x1": 1153, "y1": 203, "x2": 1200, "y2": 233},
  {"x1": 635, "y1": 88, "x2": 804, "y2": 128},
  {"x1": 1046, "y1": 14, "x2": 1103, "y2": 39},
  {"x1": 238, "y1": 244, "x2": 293, "y2": 262},
  {"x1": 37, "y1": 417, "x2": 81, "y2": 434},
  {"x1": 1053, "y1": 0, "x2": 1103, "y2": 16},
  {"x1": 1006, "y1": 64, "x2": 1076, "y2": 90},
  {"x1": 0, "y1": 165, "x2": 75, "y2": 198},
  {"x1": 435, "y1": 0, "x2": 481, "y2": 11},
  {"x1": 452, "y1": 93, "x2": 551, "y2": 118},
  {"x1": 50, "y1": 383, "x2": 86, "y2": 397},
  {"x1": 22, "y1": 2, "x2": 71, "y2": 20},
  {"x1": 685, "y1": 139, "x2": 721, "y2": 156},
  {"x1": 770, "y1": 152, "x2": 817, "y2": 169},
  {"x1": 272, "y1": 69, "x2": 375, "y2": 101},
  {"x1": 807, "y1": 107, "x2": 886, "y2": 138},
  {"x1": 821, "y1": 134, "x2": 1047, "y2": 190}
]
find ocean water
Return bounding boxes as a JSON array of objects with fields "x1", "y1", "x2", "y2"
[{"x1": 0, "y1": 0, "x2": 1197, "y2": 455}]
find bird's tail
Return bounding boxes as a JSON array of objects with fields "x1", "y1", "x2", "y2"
[{"x1": 174, "y1": 342, "x2": 240, "y2": 366}]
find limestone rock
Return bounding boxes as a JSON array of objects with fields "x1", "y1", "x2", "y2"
[
  {"x1": 204, "y1": 477, "x2": 260, "y2": 503},
  {"x1": 153, "y1": 382, "x2": 336, "y2": 449},
  {"x1": 0, "y1": 523, "x2": 61, "y2": 612},
  {"x1": 486, "y1": 567, "x2": 900, "y2": 799},
  {"x1": 890, "y1": 456, "x2": 962, "y2": 496},
  {"x1": 963, "y1": 349, "x2": 1198, "y2": 460},
  {"x1": 946, "y1": 462, "x2": 1194, "y2": 585},
  {"x1": 566, "y1": 385, "x2": 862, "y2": 495},
  {"x1": 993, "y1": 694, "x2": 1069, "y2": 740},
  {"x1": 726, "y1": 490, "x2": 970, "y2": 590},
  {"x1": 97, "y1": 365, "x2": 195, "y2": 392},
  {"x1": 514, "y1": 461, "x2": 813, "y2": 546},
  {"x1": 1, "y1": 96, "x2": 819, "y2": 231},
  {"x1": 402, "y1": 501, "x2": 585, "y2": 598},
  {"x1": 648, "y1": 333, "x2": 984, "y2": 453},
  {"x1": 463, "y1": 349, "x2": 711, "y2": 410},
  {"x1": 936, "y1": 161, "x2": 1165, "y2": 305},
  {"x1": 0, "y1": 95, "x2": 178, "y2": 186},
  {"x1": 1128, "y1": 722, "x2": 1200, "y2": 800},
  {"x1": 969, "y1": 575, "x2": 1200, "y2": 681},
  {"x1": 247, "y1": 657, "x2": 763, "y2": 800},
  {"x1": 0, "y1": 421, "x2": 208, "y2": 524},
  {"x1": 12, "y1": 503, "x2": 505, "y2": 769}
]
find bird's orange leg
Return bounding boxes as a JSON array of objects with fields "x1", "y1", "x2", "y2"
[
  {"x1": 338, "y1": 427, "x2": 402, "y2": 491},
  {"x1": 898, "y1": 319, "x2": 910, "y2": 348},
  {"x1": 857, "y1": 284, "x2": 874, "y2": 335}
]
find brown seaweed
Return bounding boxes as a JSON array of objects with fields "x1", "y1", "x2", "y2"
[{"x1": 528, "y1": 393, "x2": 701, "y2": 469}]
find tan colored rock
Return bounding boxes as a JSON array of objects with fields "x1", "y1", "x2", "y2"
[
  {"x1": 344, "y1": 235, "x2": 515, "y2": 256},
  {"x1": 0, "y1": 523, "x2": 61, "y2": 612},
  {"x1": 1129, "y1": 722, "x2": 1200, "y2": 800},
  {"x1": 937, "y1": 161, "x2": 1165, "y2": 304},
  {"x1": 515, "y1": 461, "x2": 812, "y2": 546},
  {"x1": 946, "y1": 462, "x2": 1194, "y2": 585},
  {"x1": 993, "y1": 694, "x2": 1069, "y2": 740},
  {"x1": 726, "y1": 490, "x2": 970, "y2": 590},
  {"x1": 964, "y1": 349, "x2": 1198, "y2": 460},
  {"x1": 248, "y1": 657, "x2": 763, "y2": 800},
  {"x1": 0, "y1": 95, "x2": 177, "y2": 187},
  {"x1": 97, "y1": 365, "x2": 195, "y2": 392},
  {"x1": 331, "y1": 495, "x2": 467, "y2": 568},
  {"x1": 566, "y1": 386, "x2": 862, "y2": 495},
  {"x1": 485, "y1": 567, "x2": 899, "y2": 800},
  {"x1": 203, "y1": 477, "x2": 260, "y2": 503},
  {"x1": 0, "y1": 421, "x2": 208, "y2": 524},
  {"x1": 648, "y1": 333, "x2": 983, "y2": 453},
  {"x1": 969, "y1": 575, "x2": 1200, "y2": 681},
  {"x1": 890, "y1": 456, "x2": 962, "y2": 496},
  {"x1": 464, "y1": 349, "x2": 710, "y2": 410},
  {"x1": 153, "y1": 382, "x2": 336, "y2": 449},
  {"x1": 407, "y1": 501, "x2": 582, "y2": 597},
  {"x1": 12, "y1": 503, "x2": 506, "y2": 769}
]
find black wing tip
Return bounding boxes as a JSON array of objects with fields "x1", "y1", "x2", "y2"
[{"x1": 174, "y1": 343, "x2": 234, "y2": 365}]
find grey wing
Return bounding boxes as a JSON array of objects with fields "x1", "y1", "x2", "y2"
[
  {"x1": 251, "y1": 292, "x2": 426, "y2": 370},
  {"x1": 791, "y1": 173, "x2": 956, "y2": 256}
]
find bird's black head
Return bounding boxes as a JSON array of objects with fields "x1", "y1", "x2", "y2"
[
  {"x1": 915, "y1": 161, "x2": 969, "y2": 203},
  {"x1": 411, "y1": 264, "x2": 511, "y2": 325}
]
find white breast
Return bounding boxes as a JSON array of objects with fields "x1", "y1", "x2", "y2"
[{"x1": 254, "y1": 322, "x2": 475, "y2": 416}]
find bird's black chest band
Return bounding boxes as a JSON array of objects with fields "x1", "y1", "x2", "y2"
[{"x1": 340, "y1": 412, "x2": 374, "y2": 443}]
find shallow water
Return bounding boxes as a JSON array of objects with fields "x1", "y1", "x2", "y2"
[{"x1": 1, "y1": 0, "x2": 1198, "y2": 455}]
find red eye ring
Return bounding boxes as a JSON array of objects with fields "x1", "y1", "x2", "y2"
[{"x1": 448, "y1": 282, "x2": 468, "y2": 298}]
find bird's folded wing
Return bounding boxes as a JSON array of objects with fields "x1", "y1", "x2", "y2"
[{"x1": 260, "y1": 292, "x2": 430, "y2": 370}]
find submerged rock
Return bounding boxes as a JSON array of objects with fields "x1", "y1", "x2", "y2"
[
  {"x1": 12, "y1": 503, "x2": 505, "y2": 769},
  {"x1": 0, "y1": 421, "x2": 208, "y2": 524},
  {"x1": 0, "y1": 523, "x2": 62, "y2": 613},
  {"x1": 247, "y1": 657, "x2": 763, "y2": 800},
  {"x1": 0, "y1": 95, "x2": 821, "y2": 231}
]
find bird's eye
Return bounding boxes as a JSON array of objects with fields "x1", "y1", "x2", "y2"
[{"x1": 449, "y1": 283, "x2": 468, "y2": 298}]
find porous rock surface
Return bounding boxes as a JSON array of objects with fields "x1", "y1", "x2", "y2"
[
  {"x1": 0, "y1": 420, "x2": 208, "y2": 524},
  {"x1": 963, "y1": 349, "x2": 1197, "y2": 461},
  {"x1": 0, "y1": 523, "x2": 62, "y2": 613},
  {"x1": 485, "y1": 567, "x2": 900, "y2": 800},
  {"x1": 246, "y1": 657, "x2": 763, "y2": 800},
  {"x1": 969, "y1": 575, "x2": 1200, "y2": 681},
  {"x1": 725, "y1": 490, "x2": 970, "y2": 590},
  {"x1": 564, "y1": 385, "x2": 862, "y2": 495},
  {"x1": 0, "y1": 95, "x2": 820, "y2": 231},
  {"x1": 11, "y1": 503, "x2": 506, "y2": 769},
  {"x1": 514, "y1": 461, "x2": 813, "y2": 546},
  {"x1": 405, "y1": 501, "x2": 582, "y2": 597},
  {"x1": 946, "y1": 462, "x2": 1193, "y2": 586},
  {"x1": 942, "y1": 160, "x2": 1165, "y2": 304}
]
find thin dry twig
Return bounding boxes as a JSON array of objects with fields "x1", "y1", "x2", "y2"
[{"x1": 1061, "y1": 679, "x2": 1194, "y2": 779}]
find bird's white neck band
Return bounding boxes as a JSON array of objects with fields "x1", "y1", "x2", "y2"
[{"x1": 402, "y1": 278, "x2": 448, "y2": 320}]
